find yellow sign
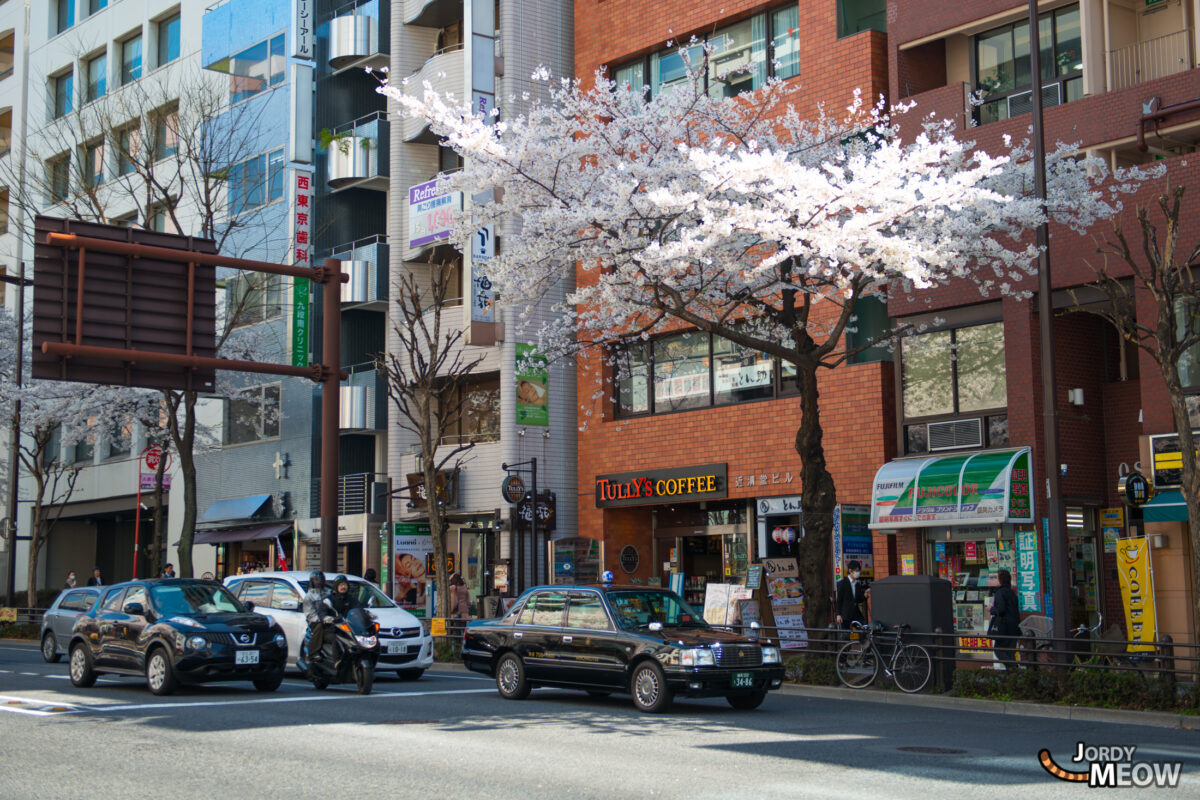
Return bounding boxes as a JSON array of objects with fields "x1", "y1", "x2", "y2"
[
  {"x1": 901, "y1": 553, "x2": 916, "y2": 575},
  {"x1": 1116, "y1": 538, "x2": 1158, "y2": 652},
  {"x1": 0, "y1": 607, "x2": 15, "y2": 623},
  {"x1": 1100, "y1": 507, "x2": 1125, "y2": 527},
  {"x1": 430, "y1": 617, "x2": 446, "y2": 637}
]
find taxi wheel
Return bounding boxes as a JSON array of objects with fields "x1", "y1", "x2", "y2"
[
  {"x1": 69, "y1": 643, "x2": 97, "y2": 688},
  {"x1": 726, "y1": 691, "x2": 767, "y2": 710},
  {"x1": 630, "y1": 661, "x2": 672, "y2": 714},
  {"x1": 146, "y1": 648, "x2": 178, "y2": 696},
  {"x1": 496, "y1": 653, "x2": 530, "y2": 700},
  {"x1": 42, "y1": 632, "x2": 61, "y2": 663}
]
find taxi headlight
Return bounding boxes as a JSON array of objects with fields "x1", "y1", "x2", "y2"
[
  {"x1": 186, "y1": 635, "x2": 206, "y2": 651},
  {"x1": 679, "y1": 648, "x2": 716, "y2": 667},
  {"x1": 761, "y1": 646, "x2": 781, "y2": 664}
]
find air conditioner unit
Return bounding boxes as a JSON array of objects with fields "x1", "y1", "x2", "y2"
[
  {"x1": 927, "y1": 418, "x2": 984, "y2": 451},
  {"x1": 1008, "y1": 83, "x2": 1062, "y2": 118}
]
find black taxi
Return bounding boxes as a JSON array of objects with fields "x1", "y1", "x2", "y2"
[{"x1": 462, "y1": 584, "x2": 784, "y2": 713}]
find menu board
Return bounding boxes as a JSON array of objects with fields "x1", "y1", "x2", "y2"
[
  {"x1": 763, "y1": 558, "x2": 807, "y2": 649},
  {"x1": 703, "y1": 583, "x2": 753, "y2": 626}
]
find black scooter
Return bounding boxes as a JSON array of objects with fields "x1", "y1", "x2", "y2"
[{"x1": 298, "y1": 606, "x2": 381, "y2": 694}]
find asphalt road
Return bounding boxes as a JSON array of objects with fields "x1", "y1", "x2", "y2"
[{"x1": 2, "y1": 641, "x2": 1199, "y2": 799}]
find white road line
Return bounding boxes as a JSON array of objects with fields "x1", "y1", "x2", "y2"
[
  {"x1": 0, "y1": 694, "x2": 84, "y2": 716},
  {"x1": 96, "y1": 686, "x2": 496, "y2": 712},
  {"x1": 428, "y1": 671, "x2": 490, "y2": 681},
  {"x1": 0, "y1": 645, "x2": 39, "y2": 652}
]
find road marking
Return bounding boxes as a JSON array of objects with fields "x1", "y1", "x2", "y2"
[
  {"x1": 95, "y1": 686, "x2": 496, "y2": 712},
  {"x1": 0, "y1": 694, "x2": 84, "y2": 716},
  {"x1": 428, "y1": 671, "x2": 490, "y2": 681}
]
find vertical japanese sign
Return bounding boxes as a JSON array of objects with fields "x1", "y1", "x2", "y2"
[
  {"x1": 763, "y1": 557, "x2": 806, "y2": 649},
  {"x1": 1116, "y1": 538, "x2": 1158, "y2": 652},
  {"x1": 393, "y1": 522, "x2": 432, "y2": 618},
  {"x1": 290, "y1": 0, "x2": 314, "y2": 59},
  {"x1": 470, "y1": 225, "x2": 495, "y2": 323},
  {"x1": 515, "y1": 343, "x2": 548, "y2": 426},
  {"x1": 1015, "y1": 528, "x2": 1041, "y2": 612},
  {"x1": 290, "y1": 170, "x2": 313, "y2": 367}
]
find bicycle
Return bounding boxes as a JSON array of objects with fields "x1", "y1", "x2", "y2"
[
  {"x1": 1068, "y1": 614, "x2": 1165, "y2": 679},
  {"x1": 835, "y1": 621, "x2": 933, "y2": 693}
]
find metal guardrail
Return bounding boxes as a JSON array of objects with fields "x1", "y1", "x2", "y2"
[{"x1": 0, "y1": 608, "x2": 44, "y2": 627}]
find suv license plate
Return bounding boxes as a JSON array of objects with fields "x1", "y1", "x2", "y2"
[
  {"x1": 387, "y1": 641, "x2": 408, "y2": 655},
  {"x1": 731, "y1": 672, "x2": 754, "y2": 688},
  {"x1": 235, "y1": 650, "x2": 259, "y2": 665}
]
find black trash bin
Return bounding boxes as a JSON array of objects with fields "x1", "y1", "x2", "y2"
[{"x1": 869, "y1": 575, "x2": 955, "y2": 690}]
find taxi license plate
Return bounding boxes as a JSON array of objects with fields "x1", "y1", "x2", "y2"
[
  {"x1": 235, "y1": 650, "x2": 259, "y2": 665},
  {"x1": 387, "y1": 641, "x2": 408, "y2": 655},
  {"x1": 731, "y1": 672, "x2": 754, "y2": 688}
]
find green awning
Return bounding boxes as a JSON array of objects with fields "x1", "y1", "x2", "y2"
[
  {"x1": 1144, "y1": 490, "x2": 1188, "y2": 523},
  {"x1": 870, "y1": 448, "x2": 1034, "y2": 529}
]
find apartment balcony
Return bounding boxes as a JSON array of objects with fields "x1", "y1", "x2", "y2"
[
  {"x1": 1109, "y1": 28, "x2": 1194, "y2": 91},
  {"x1": 339, "y1": 366, "x2": 386, "y2": 431},
  {"x1": 401, "y1": 44, "x2": 464, "y2": 143},
  {"x1": 403, "y1": 0, "x2": 462, "y2": 29},
  {"x1": 330, "y1": 235, "x2": 388, "y2": 309},
  {"x1": 324, "y1": 111, "x2": 388, "y2": 191},
  {"x1": 328, "y1": 0, "x2": 387, "y2": 74},
  {"x1": 0, "y1": 31, "x2": 13, "y2": 82}
]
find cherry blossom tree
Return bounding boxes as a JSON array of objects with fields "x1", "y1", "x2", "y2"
[{"x1": 380, "y1": 56, "x2": 1140, "y2": 628}]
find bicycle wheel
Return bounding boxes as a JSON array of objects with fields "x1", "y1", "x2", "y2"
[
  {"x1": 892, "y1": 644, "x2": 933, "y2": 694},
  {"x1": 836, "y1": 640, "x2": 879, "y2": 689}
]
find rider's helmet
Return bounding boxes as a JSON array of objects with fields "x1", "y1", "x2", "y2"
[
  {"x1": 333, "y1": 574, "x2": 350, "y2": 592},
  {"x1": 309, "y1": 571, "x2": 326, "y2": 590}
]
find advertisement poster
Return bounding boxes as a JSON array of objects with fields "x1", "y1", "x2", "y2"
[
  {"x1": 702, "y1": 583, "x2": 753, "y2": 626},
  {"x1": 901, "y1": 554, "x2": 915, "y2": 575},
  {"x1": 833, "y1": 504, "x2": 873, "y2": 584},
  {"x1": 964, "y1": 541, "x2": 977, "y2": 561},
  {"x1": 393, "y1": 522, "x2": 432, "y2": 618},
  {"x1": 934, "y1": 541, "x2": 946, "y2": 562},
  {"x1": 408, "y1": 177, "x2": 461, "y2": 249},
  {"x1": 1116, "y1": 538, "x2": 1158, "y2": 651},
  {"x1": 515, "y1": 343, "x2": 549, "y2": 426},
  {"x1": 763, "y1": 558, "x2": 807, "y2": 649}
]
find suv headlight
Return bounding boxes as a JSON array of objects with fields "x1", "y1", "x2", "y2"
[
  {"x1": 273, "y1": 634, "x2": 286, "y2": 648},
  {"x1": 186, "y1": 635, "x2": 206, "y2": 651},
  {"x1": 761, "y1": 646, "x2": 781, "y2": 664},
  {"x1": 678, "y1": 648, "x2": 716, "y2": 667}
]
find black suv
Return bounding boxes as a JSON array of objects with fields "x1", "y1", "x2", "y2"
[{"x1": 68, "y1": 579, "x2": 288, "y2": 695}]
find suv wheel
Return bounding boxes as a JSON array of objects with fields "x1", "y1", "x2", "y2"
[
  {"x1": 42, "y1": 632, "x2": 61, "y2": 663},
  {"x1": 69, "y1": 643, "x2": 97, "y2": 687},
  {"x1": 146, "y1": 648, "x2": 178, "y2": 696}
]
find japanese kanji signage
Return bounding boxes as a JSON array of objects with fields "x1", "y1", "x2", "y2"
[
  {"x1": 291, "y1": 0, "x2": 314, "y2": 60},
  {"x1": 290, "y1": 170, "x2": 313, "y2": 367},
  {"x1": 470, "y1": 225, "x2": 495, "y2": 323},
  {"x1": 1016, "y1": 528, "x2": 1041, "y2": 612},
  {"x1": 408, "y1": 178, "x2": 461, "y2": 249}
]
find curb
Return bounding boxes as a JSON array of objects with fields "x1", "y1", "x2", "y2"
[{"x1": 777, "y1": 682, "x2": 1200, "y2": 730}]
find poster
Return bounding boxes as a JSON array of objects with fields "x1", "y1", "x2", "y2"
[
  {"x1": 934, "y1": 542, "x2": 946, "y2": 562},
  {"x1": 515, "y1": 343, "x2": 549, "y2": 426},
  {"x1": 964, "y1": 541, "x2": 977, "y2": 561},
  {"x1": 702, "y1": 583, "x2": 752, "y2": 626},
  {"x1": 763, "y1": 558, "x2": 807, "y2": 649},
  {"x1": 833, "y1": 504, "x2": 873, "y2": 583},
  {"x1": 900, "y1": 554, "x2": 915, "y2": 575},
  {"x1": 393, "y1": 522, "x2": 432, "y2": 618}
]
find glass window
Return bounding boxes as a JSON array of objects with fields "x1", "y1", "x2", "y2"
[
  {"x1": 86, "y1": 54, "x2": 106, "y2": 102},
  {"x1": 214, "y1": 33, "x2": 286, "y2": 103},
  {"x1": 83, "y1": 139, "x2": 104, "y2": 187},
  {"x1": 713, "y1": 335, "x2": 773, "y2": 404},
  {"x1": 157, "y1": 13, "x2": 180, "y2": 67},
  {"x1": 459, "y1": 375, "x2": 500, "y2": 442},
  {"x1": 707, "y1": 18, "x2": 766, "y2": 98},
  {"x1": 270, "y1": 581, "x2": 304, "y2": 610},
  {"x1": 771, "y1": 5, "x2": 801, "y2": 80},
  {"x1": 107, "y1": 424, "x2": 132, "y2": 458},
  {"x1": 0, "y1": 188, "x2": 7, "y2": 236},
  {"x1": 150, "y1": 583, "x2": 242, "y2": 615},
  {"x1": 613, "y1": 60, "x2": 645, "y2": 94},
  {"x1": 902, "y1": 329, "x2": 954, "y2": 418},
  {"x1": 235, "y1": 580, "x2": 272, "y2": 607},
  {"x1": 954, "y1": 323, "x2": 1007, "y2": 412},
  {"x1": 615, "y1": 341, "x2": 650, "y2": 416},
  {"x1": 653, "y1": 332, "x2": 710, "y2": 412},
  {"x1": 651, "y1": 43, "x2": 704, "y2": 96},
  {"x1": 123, "y1": 585, "x2": 148, "y2": 611},
  {"x1": 90, "y1": 0, "x2": 108, "y2": 14},
  {"x1": 52, "y1": 72, "x2": 72, "y2": 119},
  {"x1": 528, "y1": 592, "x2": 565, "y2": 626},
  {"x1": 100, "y1": 588, "x2": 127, "y2": 612},
  {"x1": 56, "y1": 0, "x2": 75, "y2": 34},
  {"x1": 73, "y1": 428, "x2": 94, "y2": 463},
  {"x1": 565, "y1": 593, "x2": 610, "y2": 630},
  {"x1": 608, "y1": 590, "x2": 706, "y2": 630},
  {"x1": 47, "y1": 154, "x2": 70, "y2": 201},
  {"x1": 117, "y1": 126, "x2": 140, "y2": 175},
  {"x1": 973, "y1": 4, "x2": 1082, "y2": 125},
  {"x1": 229, "y1": 149, "x2": 283, "y2": 214},
  {"x1": 838, "y1": 0, "x2": 887, "y2": 37},
  {"x1": 227, "y1": 272, "x2": 282, "y2": 326},
  {"x1": 224, "y1": 383, "x2": 281, "y2": 445},
  {"x1": 121, "y1": 35, "x2": 142, "y2": 84},
  {"x1": 152, "y1": 107, "x2": 179, "y2": 161}
]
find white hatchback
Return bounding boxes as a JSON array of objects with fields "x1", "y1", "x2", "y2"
[{"x1": 224, "y1": 571, "x2": 434, "y2": 679}]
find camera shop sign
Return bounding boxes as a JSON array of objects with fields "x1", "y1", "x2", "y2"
[{"x1": 595, "y1": 463, "x2": 727, "y2": 508}]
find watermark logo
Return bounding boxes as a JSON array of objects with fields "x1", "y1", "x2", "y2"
[{"x1": 1039, "y1": 742, "x2": 1182, "y2": 788}]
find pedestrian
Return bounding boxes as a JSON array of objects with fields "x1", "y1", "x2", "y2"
[
  {"x1": 363, "y1": 568, "x2": 377, "y2": 585},
  {"x1": 160, "y1": 563, "x2": 176, "y2": 578},
  {"x1": 86, "y1": 567, "x2": 103, "y2": 586},
  {"x1": 990, "y1": 568, "x2": 1021, "y2": 669},
  {"x1": 63, "y1": 571, "x2": 77, "y2": 589},
  {"x1": 835, "y1": 560, "x2": 867, "y2": 632},
  {"x1": 449, "y1": 572, "x2": 470, "y2": 619}
]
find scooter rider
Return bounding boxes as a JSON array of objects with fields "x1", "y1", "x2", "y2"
[
  {"x1": 302, "y1": 571, "x2": 332, "y2": 663},
  {"x1": 329, "y1": 574, "x2": 356, "y2": 618}
]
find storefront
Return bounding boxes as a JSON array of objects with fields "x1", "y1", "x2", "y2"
[
  {"x1": 870, "y1": 448, "x2": 1038, "y2": 648},
  {"x1": 195, "y1": 494, "x2": 292, "y2": 577}
]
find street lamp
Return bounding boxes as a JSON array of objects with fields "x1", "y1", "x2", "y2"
[{"x1": 1026, "y1": 0, "x2": 1071, "y2": 642}]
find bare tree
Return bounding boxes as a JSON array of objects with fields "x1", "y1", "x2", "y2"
[
  {"x1": 377, "y1": 262, "x2": 486, "y2": 617},
  {"x1": 1076, "y1": 184, "x2": 1200, "y2": 642}
]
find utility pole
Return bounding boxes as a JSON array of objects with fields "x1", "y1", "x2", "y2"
[
  {"x1": 1027, "y1": 0, "x2": 1071, "y2": 641},
  {"x1": 3, "y1": 265, "x2": 28, "y2": 606}
]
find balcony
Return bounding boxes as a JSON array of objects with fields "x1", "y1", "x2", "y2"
[
  {"x1": 401, "y1": 44, "x2": 464, "y2": 143},
  {"x1": 0, "y1": 31, "x2": 13, "y2": 81},
  {"x1": 323, "y1": 111, "x2": 388, "y2": 190},
  {"x1": 339, "y1": 366, "x2": 386, "y2": 431},
  {"x1": 1109, "y1": 29, "x2": 1194, "y2": 92},
  {"x1": 403, "y1": 0, "x2": 461, "y2": 29},
  {"x1": 328, "y1": 0, "x2": 387, "y2": 74},
  {"x1": 330, "y1": 235, "x2": 388, "y2": 308}
]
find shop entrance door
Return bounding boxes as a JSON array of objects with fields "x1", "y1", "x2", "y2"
[
  {"x1": 1068, "y1": 533, "x2": 1100, "y2": 629},
  {"x1": 459, "y1": 530, "x2": 484, "y2": 614}
]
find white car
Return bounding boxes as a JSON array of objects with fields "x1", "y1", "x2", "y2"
[{"x1": 224, "y1": 571, "x2": 433, "y2": 679}]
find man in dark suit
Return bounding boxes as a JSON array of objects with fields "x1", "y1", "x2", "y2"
[
  {"x1": 86, "y1": 567, "x2": 103, "y2": 587},
  {"x1": 836, "y1": 560, "x2": 867, "y2": 630}
]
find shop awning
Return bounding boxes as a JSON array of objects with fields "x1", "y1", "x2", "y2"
[
  {"x1": 197, "y1": 494, "x2": 273, "y2": 524},
  {"x1": 1144, "y1": 490, "x2": 1188, "y2": 523},
  {"x1": 193, "y1": 523, "x2": 293, "y2": 545},
  {"x1": 870, "y1": 448, "x2": 1034, "y2": 530}
]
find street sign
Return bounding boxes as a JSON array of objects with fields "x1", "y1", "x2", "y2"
[
  {"x1": 501, "y1": 474, "x2": 526, "y2": 504},
  {"x1": 143, "y1": 446, "x2": 166, "y2": 473},
  {"x1": 1117, "y1": 471, "x2": 1154, "y2": 507}
]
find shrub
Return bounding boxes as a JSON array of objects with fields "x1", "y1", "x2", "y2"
[
  {"x1": 0, "y1": 622, "x2": 41, "y2": 640},
  {"x1": 433, "y1": 638, "x2": 461, "y2": 663},
  {"x1": 951, "y1": 665, "x2": 1186, "y2": 711},
  {"x1": 786, "y1": 655, "x2": 838, "y2": 686}
]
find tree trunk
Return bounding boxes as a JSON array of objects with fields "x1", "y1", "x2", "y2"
[
  {"x1": 25, "y1": 502, "x2": 42, "y2": 608},
  {"x1": 150, "y1": 444, "x2": 167, "y2": 577},
  {"x1": 792, "y1": 359, "x2": 835, "y2": 632},
  {"x1": 171, "y1": 391, "x2": 199, "y2": 578},
  {"x1": 426, "y1": 458, "x2": 451, "y2": 619}
]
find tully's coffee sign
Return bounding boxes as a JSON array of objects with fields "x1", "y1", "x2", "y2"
[{"x1": 595, "y1": 463, "x2": 727, "y2": 508}]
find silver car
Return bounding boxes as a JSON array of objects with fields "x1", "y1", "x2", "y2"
[{"x1": 40, "y1": 587, "x2": 102, "y2": 662}]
